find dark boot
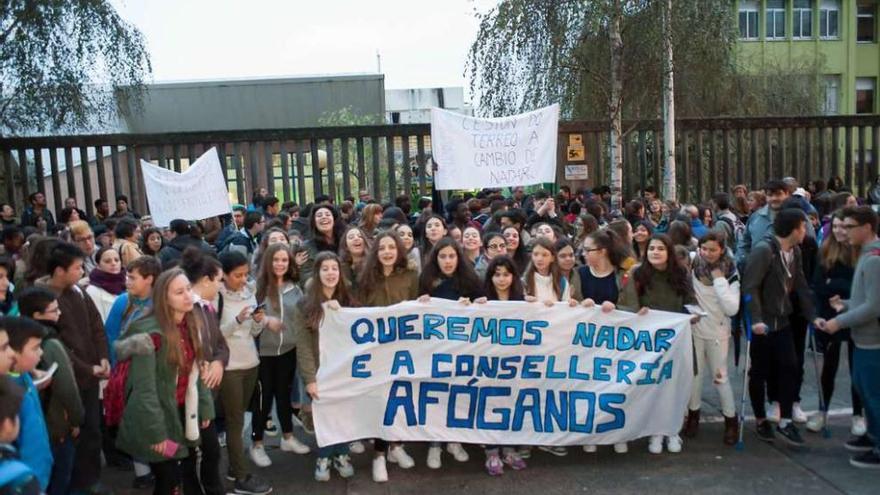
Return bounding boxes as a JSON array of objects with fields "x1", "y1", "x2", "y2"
[
  {"x1": 682, "y1": 409, "x2": 700, "y2": 438},
  {"x1": 723, "y1": 416, "x2": 739, "y2": 446}
]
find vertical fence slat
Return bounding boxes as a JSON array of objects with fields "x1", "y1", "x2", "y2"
[
  {"x1": 681, "y1": 131, "x2": 690, "y2": 203},
  {"x1": 48, "y1": 148, "x2": 62, "y2": 210},
  {"x1": 722, "y1": 129, "x2": 730, "y2": 193},
  {"x1": 265, "y1": 141, "x2": 275, "y2": 197},
  {"x1": 873, "y1": 126, "x2": 880, "y2": 188},
  {"x1": 172, "y1": 144, "x2": 181, "y2": 172},
  {"x1": 94, "y1": 146, "x2": 107, "y2": 202},
  {"x1": 249, "y1": 141, "x2": 260, "y2": 200},
  {"x1": 357, "y1": 137, "x2": 367, "y2": 195},
  {"x1": 736, "y1": 128, "x2": 744, "y2": 186},
  {"x1": 232, "y1": 142, "x2": 244, "y2": 205},
  {"x1": 402, "y1": 136, "x2": 412, "y2": 199},
  {"x1": 325, "y1": 139, "x2": 336, "y2": 202},
  {"x1": 804, "y1": 127, "x2": 813, "y2": 185},
  {"x1": 749, "y1": 128, "x2": 758, "y2": 190},
  {"x1": 594, "y1": 133, "x2": 604, "y2": 188},
  {"x1": 763, "y1": 128, "x2": 772, "y2": 180},
  {"x1": 371, "y1": 137, "x2": 381, "y2": 201},
  {"x1": 844, "y1": 126, "x2": 853, "y2": 188},
  {"x1": 651, "y1": 128, "x2": 661, "y2": 193},
  {"x1": 638, "y1": 130, "x2": 647, "y2": 194},
  {"x1": 695, "y1": 130, "x2": 704, "y2": 201},
  {"x1": 777, "y1": 128, "x2": 786, "y2": 178},
  {"x1": 34, "y1": 149, "x2": 45, "y2": 195},
  {"x1": 125, "y1": 147, "x2": 137, "y2": 210},
  {"x1": 386, "y1": 136, "x2": 396, "y2": 199},
  {"x1": 63, "y1": 147, "x2": 76, "y2": 204},
  {"x1": 416, "y1": 135, "x2": 426, "y2": 197},
  {"x1": 791, "y1": 128, "x2": 800, "y2": 180},
  {"x1": 79, "y1": 147, "x2": 93, "y2": 217},
  {"x1": 340, "y1": 138, "x2": 351, "y2": 200},
  {"x1": 309, "y1": 139, "x2": 322, "y2": 199},
  {"x1": 818, "y1": 127, "x2": 828, "y2": 181},
  {"x1": 708, "y1": 130, "x2": 717, "y2": 192},
  {"x1": 110, "y1": 146, "x2": 121, "y2": 201},
  {"x1": 295, "y1": 147, "x2": 306, "y2": 204},
  {"x1": 16, "y1": 148, "x2": 28, "y2": 202},
  {"x1": 280, "y1": 140, "x2": 291, "y2": 202},
  {"x1": 2, "y1": 150, "x2": 13, "y2": 205},
  {"x1": 832, "y1": 125, "x2": 840, "y2": 181},
  {"x1": 858, "y1": 126, "x2": 867, "y2": 197}
]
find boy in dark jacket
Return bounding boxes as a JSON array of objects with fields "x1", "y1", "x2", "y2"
[
  {"x1": 743, "y1": 208, "x2": 820, "y2": 447},
  {"x1": 0, "y1": 374, "x2": 40, "y2": 495},
  {"x1": 17, "y1": 287, "x2": 84, "y2": 495}
]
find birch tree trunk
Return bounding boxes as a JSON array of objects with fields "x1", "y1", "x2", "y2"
[
  {"x1": 662, "y1": 0, "x2": 677, "y2": 200},
  {"x1": 608, "y1": 0, "x2": 624, "y2": 210}
]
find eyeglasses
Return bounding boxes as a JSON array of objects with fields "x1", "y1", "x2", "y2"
[
  {"x1": 75, "y1": 235, "x2": 94, "y2": 243},
  {"x1": 583, "y1": 248, "x2": 601, "y2": 253},
  {"x1": 487, "y1": 243, "x2": 507, "y2": 250},
  {"x1": 843, "y1": 223, "x2": 863, "y2": 230}
]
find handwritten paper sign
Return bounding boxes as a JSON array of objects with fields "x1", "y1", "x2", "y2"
[
  {"x1": 140, "y1": 148, "x2": 231, "y2": 227},
  {"x1": 430, "y1": 104, "x2": 559, "y2": 190},
  {"x1": 312, "y1": 299, "x2": 694, "y2": 447}
]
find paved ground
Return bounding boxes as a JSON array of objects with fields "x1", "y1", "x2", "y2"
[{"x1": 102, "y1": 343, "x2": 879, "y2": 494}]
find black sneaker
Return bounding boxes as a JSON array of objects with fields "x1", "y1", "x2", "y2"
[
  {"x1": 776, "y1": 422, "x2": 805, "y2": 447},
  {"x1": 233, "y1": 474, "x2": 273, "y2": 495},
  {"x1": 850, "y1": 450, "x2": 880, "y2": 469},
  {"x1": 845, "y1": 435, "x2": 875, "y2": 453},
  {"x1": 756, "y1": 421, "x2": 775, "y2": 442},
  {"x1": 132, "y1": 473, "x2": 155, "y2": 489}
]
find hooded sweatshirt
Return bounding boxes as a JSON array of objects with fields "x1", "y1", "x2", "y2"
[
  {"x1": 216, "y1": 283, "x2": 264, "y2": 370},
  {"x1": 836, "y1": 239, "x2": 880, "y2": 349},
  {"x1": 11, "y1": 372, "x2": 52, "y2": 490},
  {"x1": 258, "y1": 281, "x2": 303, "y2": 357}
]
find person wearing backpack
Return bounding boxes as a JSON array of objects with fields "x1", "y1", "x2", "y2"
[
  {"x1": 816, "y1": 206, "x2": 880, "y2": 468},
  {"x1": 15, "y1": 288, "x2": 83, "y2": 495},
  {"x1": 0, "y1": 375, "x2": 40, "y2": 495},
  {"x1": 115, "y1": 268, "x2": 215, "y2": 494}
]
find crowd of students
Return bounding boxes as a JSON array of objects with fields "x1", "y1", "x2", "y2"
[{"x1": 0, "y1": 177, "x2": 878, "y2": 495}]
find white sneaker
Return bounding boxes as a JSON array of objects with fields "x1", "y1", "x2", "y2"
[
  {"x1": 447, "y1": 442, "x2": 469, "y2": 462},
  {"x1": 372, "y1": 455, "x2": 388, "y2": 483},
  {"x1": 249, "y1": 445, "x2": 272, "y2": 467},
  {"x1": 314, "y1": 457, "x2": 330, "y2": 482},
  {"x1": 349, "y1": 441, "x2": 365, "y2": 454},
  {"x1": 613, "y1": 442, "x2": 628, "y2": 454},
  {"x1": 767, "y1": 402, "x2": 781, "y2": 423},
  {"x1": 806, "y1": 413, "x2": 825, "y2": 433},
  {"x1": 648, "y1": 435, "x2": 664, "y2": 454},
  {"x1": 280, "y1": 435, "x2": 310, "y2": 454},
  {"x1": 333, "y1": 454, "x2": 355, "y2": 478},
  {"x1": 582, "y1": 445, "x2": 597, "y2": 453},
  {"x1": 387, "y1": 445, "x2": 415, "y2": 469},
  {"x1": 792, "y1": 403, "x2": 808, "y2": 423},
  {"x1": 426, "y1": 446, "x2": 442, "y2": 469},
  {"x1": 666, "y1": 435, "x2": 682, "y2": 453},
  {"x1": 852, "y1": 416, "x2": 868, "y2": 437}
]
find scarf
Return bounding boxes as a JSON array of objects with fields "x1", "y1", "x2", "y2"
[
  {"x1": 692, "y1": 252, "x2": 735, "y2": 286},
  {"x1": 88, "y1": 268, "x2": 127, "y2": 295}
]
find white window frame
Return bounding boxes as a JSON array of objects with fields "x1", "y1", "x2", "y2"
[
  {"x1": 766, "y1": 0, "x2": 787, "y2": 40},
  {"x1": 738, "y1": 1, "x2": 760, "y2": 40},
  {"x1": 822, "y1": 75, "x2": 840, "y2": 115},
  {"x1": 858, "y1": 2, "x2": 877, "y2": 43},
  {"x1": 793, "y1": 0, "x2": 813, "y2": 39},
  {"x1": 819, "y1": 0, "x2": 840, "y2": 39}
]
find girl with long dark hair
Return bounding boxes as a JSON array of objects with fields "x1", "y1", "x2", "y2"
[
  {"x1": 296, "y1": 252, "x2": 357, "y2": 482},
  {"x1": 619, "y1": 234, "x2": 696, "y2": 455},
  {"x1": 418, "y1": 215, "x2": 448, "y2": 265}
]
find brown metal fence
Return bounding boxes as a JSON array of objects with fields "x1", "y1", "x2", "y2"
[{"x1": 1, "y1": 116, "x2": 879, "y2": 217}]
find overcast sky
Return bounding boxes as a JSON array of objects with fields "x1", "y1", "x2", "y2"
[{"x1": 110, "y1": 0, "x2": 492, "y2": 94}]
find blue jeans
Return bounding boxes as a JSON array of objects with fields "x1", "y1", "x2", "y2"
[
  {"x1": 317, "y1": 443, "x2": 349, "y2": 459},
  {"x1": 852, "y1": 347, "x2": 880, "y2": 454},
  {"x1": 48, "y1": 437, "x2": 75, "y2": 495}
]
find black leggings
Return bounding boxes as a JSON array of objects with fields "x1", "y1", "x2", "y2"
[
  {"x1": 252, "y1": 349, "x2": 296, "y2": 442},
  {"x1": 821, "y1": 333, "x2": 863, "y2": 415},
  {"x1": 149, "y1": 448, "x2": 198, "y2": 495},
  {"x1": 749, "y1": 327, "x2": 798, "y2": 420}
]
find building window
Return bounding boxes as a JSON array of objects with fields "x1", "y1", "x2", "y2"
[
  {"x1": 856, "y1": 78, "x2": 876, "y2": 114},
  {"x1": 822, "y1": 75, "x2": 840, "y2": 115},
  {"x1": 858, "y1": 2, "x2": 876, "y2": 42},
  {"x1": 820, "y1": 0, "x2": 840, "y2": 38},
  {"x1": 793, "y1": 0, "x2": 813, "y2": 38},
  {"x1": 766, "y1": 0, "x2": 787, "y2": 39},
  {"x1": 739, "y1": 0, "x2": 760, "y2": 39}
]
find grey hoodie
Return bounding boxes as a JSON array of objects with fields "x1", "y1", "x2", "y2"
[
  {"x1": 836, "y1": 239, "x2": 880, "y2": 349},
  {"x1": 258, "y1": 282, "x2": 303, "y2": 356}
]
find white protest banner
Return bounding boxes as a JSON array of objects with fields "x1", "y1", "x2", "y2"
[
  {"x1": 140, "y1": 148, "x2": 231, "y2": 227},
  {"x1": 313, "y1": 299, "x2": 693, "y2": 447},
  {"x1": 430, "y1": 104, "x2": 559, "y2": 190}
]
